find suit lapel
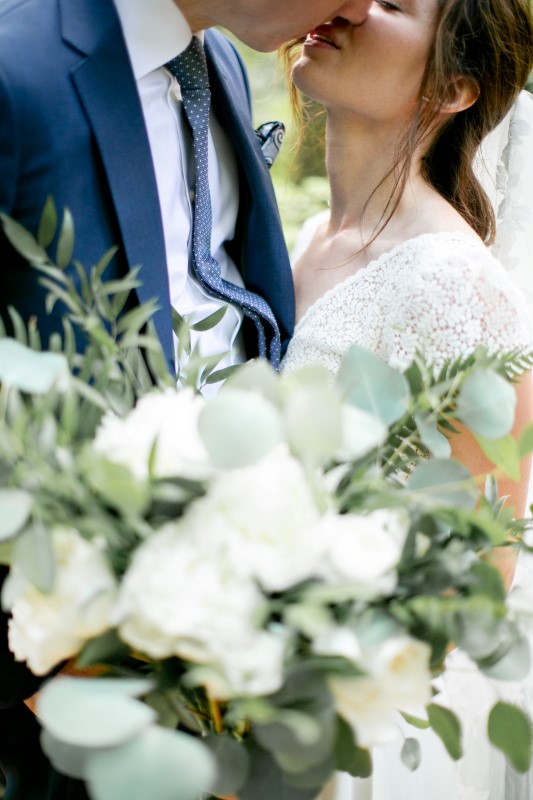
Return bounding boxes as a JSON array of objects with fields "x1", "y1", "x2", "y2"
[
  {"x1": 59, "y1": 0, "x2": 174, "y2": 365},
  {"x1": 205, "y1": 34, "x2": 295, "y2": 343}
]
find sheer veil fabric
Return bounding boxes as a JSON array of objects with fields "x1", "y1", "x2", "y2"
[{"x1": 294, "y1": 91, "x2": 533, "y2": 800}]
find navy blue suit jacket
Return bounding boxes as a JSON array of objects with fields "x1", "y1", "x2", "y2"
[{"x1": 0, "y1": 0, "x2": 294, "y2": 795}]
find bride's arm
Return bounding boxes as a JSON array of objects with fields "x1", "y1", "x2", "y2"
[{"x1": 448, "y1": 371, "x2": 533, "y2": 590}]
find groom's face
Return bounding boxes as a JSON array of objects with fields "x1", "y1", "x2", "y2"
[{"x1": 182, "y1": 0, "x2": 373, "y2": 51}]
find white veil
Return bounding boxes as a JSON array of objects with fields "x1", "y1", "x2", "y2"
[{"x1": 475, "y1": 89, "x2": 533, "y2": 315}]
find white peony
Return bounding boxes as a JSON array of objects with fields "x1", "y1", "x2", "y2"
[
  {"x1": 6, "y1": 529, "x2": 117, "y2": 675},
  {"x1": 114, "y1": 521, "x2": 286, "y2": 698},
  {"x1": 316, "y1": 510, "x2": 408, "y2": 599},
  {"x1": 93, "y1": 388, "x2": 210, "y2": 481},
  {"x1": 187, "y1": 445, "x2": 324, "y2": 592},
  {"x1": 328, "y1": 636, "x2": 432, "y2": 747}
]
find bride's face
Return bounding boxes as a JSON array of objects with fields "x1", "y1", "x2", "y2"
[{"x1": 293, "y1": 0, "x2": 441, "y2": 122}]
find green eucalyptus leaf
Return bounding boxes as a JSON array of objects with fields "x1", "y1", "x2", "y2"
[
  {"x1": 40, "y1": 730, "x2": 95, "y2": 781},
  {"x1": 488, "y1": 702, "x2": 533, "y2": 773},
  {"x1": 337, "y1": 345, "x2": 410, "y2": 425},
  {"x1": 338, "y1": 405, "x2": 387, "y2": 461},
  {"x1": 456, "y1": 369, "x2": 516, "y2": 439},
  {"x1": 204, "y1": 733, "x2": 250, "y2": 796},
  {"x1": 0, "y1": 339, "x2": 69, "y2": 394},
  {"x1": 285, "y1": 384, "x2": 342, "y2": 464},
  {"x1": 519, "y1": 422, "x2": 533, "y2": 457},
  {"x1": 414, "y1": 414, "x2": 451, "y2": 458},
  {"x1": 85, "y1": 727, "x2": 216, "y2": 800},
  {"x1": 0, "y1": 540, "x2": 14, "y2": 565},
  {"x1": 475, "y1": 434, "x2": 521, "y2": 481},
  {"x1": 225, "y1": 358, "x2": 282, "y2": 408},
  {"x1": 198, "y1": 388, "x2": 284, "y2": 468},
  {"x1": 240, "y1": 739, "x2": 319, "y2": 800},
  {"x1": 407, "y1": 458, "x2": 477, "y2": 510},
  {"x1": 427, "y1": 704, "x2": 463, "y2": 761},
  {"x1": 13, "y1": 523, "x2": 56, "y2": 594},
  {"x1": 76, "y1": 630, "x2": 130, "y2": 670},
  {"x1": 334, "y1": 716, "x2": 373, "y2": 778},
  {"x1": 37, "y1": 196, "x2": 58, "y2": 249},
  {"x1": 400, "y1": 737, "x2": 422, "y2": 772},
  {"x1": 79, "y1": 448, "x2": 150, "y2": 517},
  {"x1": 0, "y1": 489, "x2": 33, "y2": 541},
  {"x1": 467, "y1": 561, "x2": 506, "y2": 603},
  {"x1": 37, "y1": 678, "x2": 156, "y2": 748},
  {"x1": 0, "y1": 213, "x2": 50, "y2": 265},
  {"x1": 480, "y1": 636, "x2": 532, "y2": 682}
]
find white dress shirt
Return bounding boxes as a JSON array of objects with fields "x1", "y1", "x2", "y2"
[{"x1": 113, "y1": 0, "x2": 246, "y2": 392}]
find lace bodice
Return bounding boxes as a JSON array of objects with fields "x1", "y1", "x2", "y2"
[{"x1": 282, "y1": 230, "x2": 533, "y2": 376}]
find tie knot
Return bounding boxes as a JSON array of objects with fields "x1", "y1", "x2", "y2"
[{"x1": 165, "y1": 36, "x2": 210, "y2": 91}]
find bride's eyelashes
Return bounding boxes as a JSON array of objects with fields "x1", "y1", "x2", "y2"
[{"x1": 374, "y1": 1, "x2": 402, "y2": 11}]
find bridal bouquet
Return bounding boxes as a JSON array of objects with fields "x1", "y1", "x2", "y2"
[{"x1": 1, "y1": 206, "x2": 533, "y2": 800}]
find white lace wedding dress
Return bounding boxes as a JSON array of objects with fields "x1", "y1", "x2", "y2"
[{"x1": 282, "y1": 91, "x2": 533, "y2": 799}]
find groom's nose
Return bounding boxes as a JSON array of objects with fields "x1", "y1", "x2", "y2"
[{"x1": 336, "y1": 0, "x2": 373, "y2": 24}]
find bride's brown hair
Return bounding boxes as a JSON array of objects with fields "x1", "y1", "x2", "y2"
[{"x1": 283, "y1": 0, "x2": 533, "y2": 246}]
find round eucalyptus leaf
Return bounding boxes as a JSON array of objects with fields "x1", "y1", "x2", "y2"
[
  {"x1": 338, "y1": 405, "x2": 387, "y2": 461},
  {"x1": 204, "y1": 733, "x2": 250, "y2": 796},
  {"x1": 13, "y1": 523, "x2": 56, "y2": 594},
  {"x1": 407, "y1": 458, "x2": 477, "y2": 510},
  {"x1": 40, "y1": 730, "x2": 95, "y2": 780},
  {"x1": 285, "y1": 384, "x2": 342, "y2": 464},
  {"x1": 414, "y1": 414, "x2": 451, "y2": 458},
  {"x1": 481, "y1": 635, "x2": 532, "y2": 682},
  {"x1": 198, "y1": 388, "x2": 284, "y2": 468},
  {"x1": 0, "y1": 489, "x2": 33, "y2": 541},
  {"x1": 400, "y1": 737, "x2": 421, "y2": 772},
  {"x1": 86, "y1": 727, "x2": 216, "y2": 800},
  {"x1": 225, "y1": 358, "x2": 281, "y2": 404},
  {"x1": 337, "y1": 346, "x2": 410, "y2": 425},
  {"x1": 37, "y1": 678, "x2": 156, "y2": 748},
  {"x1": 0, "y1": 339, "x2": 69, "y2": 394},
  {"x1": 456, "y1": 369, "x2": 516, "y2": 439},
  {"x1": 488, "y1": 702, "x2": 533, "y2": 773}
]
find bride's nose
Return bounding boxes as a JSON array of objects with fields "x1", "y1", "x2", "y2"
[{"x1": 335, "y1": 0, "x2": 373, "y2": 25}]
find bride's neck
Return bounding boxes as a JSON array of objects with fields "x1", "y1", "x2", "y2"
[{"x1": 325, "y1": 112, "x2": 423, "y2": 236}]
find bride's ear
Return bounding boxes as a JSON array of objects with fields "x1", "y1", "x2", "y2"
[{"x1": 440, "y1": 75, "x2": 480, "y2": 115}]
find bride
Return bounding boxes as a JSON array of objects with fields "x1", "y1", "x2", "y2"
[{"x1": 281, "y1": 0, "x2": 533, "y2": 798}]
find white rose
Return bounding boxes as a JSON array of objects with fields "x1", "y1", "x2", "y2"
[
  {"x1": 329, "y1": 636, "x2": 432, "y2": 747},
  {"x1": 188, "y1": 446, "x2": 324, "y2": 592},
  {"x1": 317, "y1": 510, "x2": 408, "y2": 598},
  {"x1": 93, "y1": 388, "x2": 210, "y2": 481},
  {"x1": 115, "y1": 521, "x2": 286, "y2": 697},
  {"x1": 6, "y1": 529, "x2": 116, "y2": 675},
  {"x1": 203, "y1": 630, "x2": 288, "y2": 699}
]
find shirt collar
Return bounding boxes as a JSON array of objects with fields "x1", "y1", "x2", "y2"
[{"x1": 113, "y1": 0, "x2": 204, "y2": 80}]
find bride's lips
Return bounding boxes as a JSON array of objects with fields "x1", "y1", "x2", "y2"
[{"x1": 304, "y1": 26, "x2": 341, "y2": 50}]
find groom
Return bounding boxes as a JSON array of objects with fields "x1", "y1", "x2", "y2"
[{"x1": 0, "y1": 0, "x2": 372, "y2": 797}]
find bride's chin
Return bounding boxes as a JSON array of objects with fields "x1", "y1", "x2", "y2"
[{"x1": 292, "y1": 60, "x2": 324, "y2": 100}]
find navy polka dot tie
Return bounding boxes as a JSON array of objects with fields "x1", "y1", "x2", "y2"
[{"x1": 165, "y1": 37, "x2": 281, "y2": 367}]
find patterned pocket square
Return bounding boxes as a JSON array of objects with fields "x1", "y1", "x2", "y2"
[{"x1": 255, "y1": 121, "x2": 285, "y2": 168}]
